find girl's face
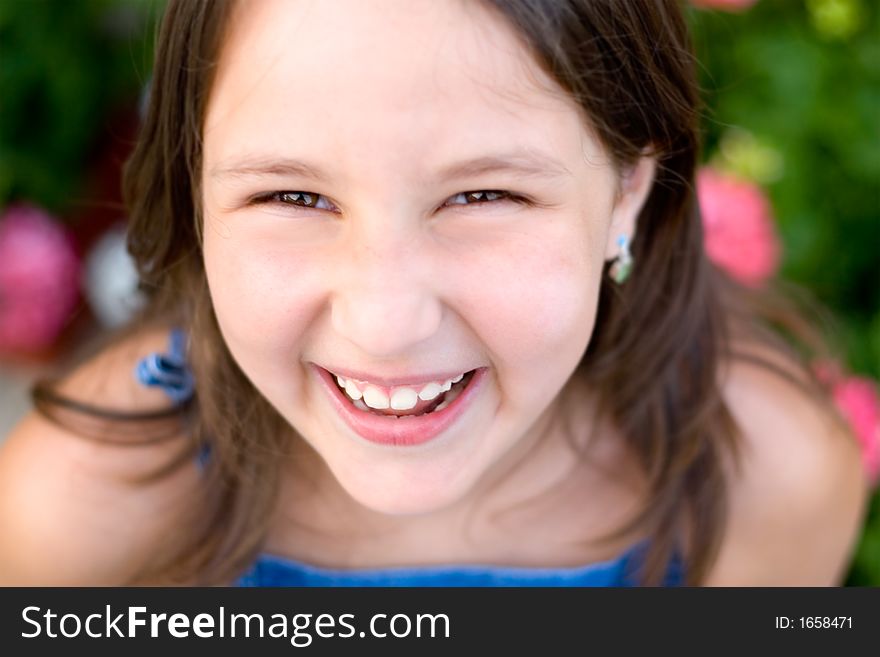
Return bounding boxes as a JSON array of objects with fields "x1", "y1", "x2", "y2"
[{"x1": 201, "y1": 0, "x2": 654, "y2": 516}]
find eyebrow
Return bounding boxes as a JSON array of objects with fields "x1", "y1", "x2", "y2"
[{"x1": 209, "y1": 149, "x2": 572, "y2": 184}]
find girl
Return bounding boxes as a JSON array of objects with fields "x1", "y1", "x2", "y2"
[{"x1": 0, "y1": 0, "x2": 868, "y2": 586}]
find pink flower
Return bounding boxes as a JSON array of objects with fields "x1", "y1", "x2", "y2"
[
  {"x1": 831, "y1": 376, "x2": 880, "y2": 487},
  {"x1": 697, "y1": 167, "x2": 782, "y2": 287},
  {"x1": 0, "y1": 204, "x2": 80, "y2": 355},
  {"x1": 690, "y1": 0, "x2": 758, "y2": 12},
  {"x1": 815, "y1": 360, "x2": 880, "y2": 488}
]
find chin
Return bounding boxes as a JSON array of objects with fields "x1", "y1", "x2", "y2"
[{"x1": 342, "y1": 471, "x2": 472, "y2": 518}]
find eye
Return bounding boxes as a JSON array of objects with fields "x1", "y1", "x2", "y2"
[
  {"x1": 252, "y1": 191, "x2": 337, "y2": 211},
  {"x1": 444, "y1": 190, "x2": 516, "y2": 207},
  {"x1": 250, "y1": 189, "x2": 526, "y2": 213}
]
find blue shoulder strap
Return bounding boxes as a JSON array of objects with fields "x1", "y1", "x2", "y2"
[
  {"x1": 133, "y1": 328, "x2": 212, "y2": 469},
  {"x1": 133, "y1": 327, "x2": 195, "y2": 405}
]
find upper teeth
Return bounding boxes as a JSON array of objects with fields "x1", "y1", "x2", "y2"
[{"x1": 333, "y1": 372, "x2": 466, "y2": 411}]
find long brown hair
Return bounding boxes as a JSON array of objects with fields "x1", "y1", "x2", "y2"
[{"x1": 32, "y1": 0, "x2": 851, "y2": 586}]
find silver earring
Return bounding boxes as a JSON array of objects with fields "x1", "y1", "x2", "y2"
[{"x1": 609, "y1": 234, "x2": 633, "y2": 284}]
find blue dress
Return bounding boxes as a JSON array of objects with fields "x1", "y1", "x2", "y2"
[{"x1": 135, "y1": 329, "x2": 687, "y2": 587}]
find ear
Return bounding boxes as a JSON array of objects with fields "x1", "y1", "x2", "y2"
[{"x1": 604, "y1": 155, "x2": 657, "y2": 260}]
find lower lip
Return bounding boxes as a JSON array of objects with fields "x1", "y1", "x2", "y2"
[{"x1": 313, "y1": 365, "x2": 487, "y2": 447}]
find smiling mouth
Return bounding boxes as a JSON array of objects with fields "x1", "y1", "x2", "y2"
[{"x1": 330, "y1": 369, "x2": 477, "y2": 418}]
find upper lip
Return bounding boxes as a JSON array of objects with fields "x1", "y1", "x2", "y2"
[{"x1": 316, "y1": 364, "x2": 478, "y2": 388}]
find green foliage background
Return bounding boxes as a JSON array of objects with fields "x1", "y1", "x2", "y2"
[
  {"x1": 1, "y1": 0, "x2": 876, "y2": 583},
  {"x1": 687, "y1": 0, "x2": 879, "y2": 585},
  {"x1": 0, "y1": 0, "x2": 157, "y2": 211}
]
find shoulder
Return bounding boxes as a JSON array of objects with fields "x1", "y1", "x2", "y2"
[
  {"x1": 0, "y1": 324, "x2": 202, "y2": 585},
  {"x1": 702, "y1": 343, "x2": 870, "y2": 585}
]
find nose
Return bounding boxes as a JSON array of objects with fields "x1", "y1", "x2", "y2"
[{"x1": 329, "y1": 221, "x2": 442, "y2": 358}]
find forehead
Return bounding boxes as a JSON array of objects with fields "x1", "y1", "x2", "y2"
[{"x1": 203, "y1": 0, "x2": 600, "y2": 177}]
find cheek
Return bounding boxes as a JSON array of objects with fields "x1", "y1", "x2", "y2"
[
  {"x1": 203, "y1": 211, "x2": 606, "y2": 383},
  {"x1": 202, "y1": 222, "x2": 323, "y2": 358},
  {"x1": 451, "y1": 220, "x2": 605, "y2": 375}
]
